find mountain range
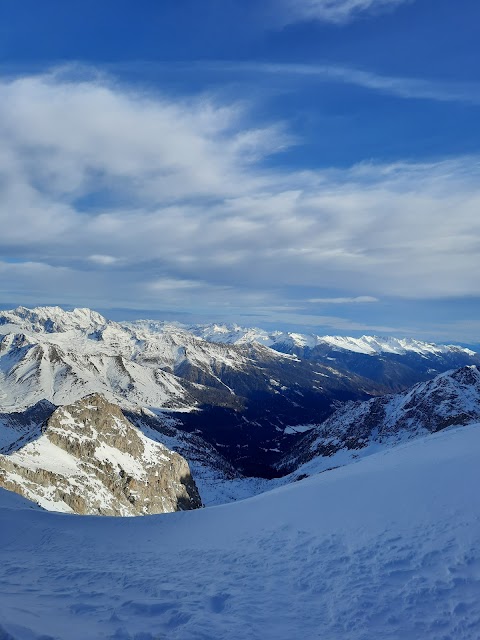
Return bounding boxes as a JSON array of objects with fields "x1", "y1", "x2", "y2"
[
  {"x1": 1, "y1": 305, "x2": 478, "y2": 477},
  {"x1": 1, "y1": 305, "x2": 480, "y2": 513}
]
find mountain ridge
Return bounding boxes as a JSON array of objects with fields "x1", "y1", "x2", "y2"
[{"x1": 187, "y1": 320, "x2": 476, "y2": 356}]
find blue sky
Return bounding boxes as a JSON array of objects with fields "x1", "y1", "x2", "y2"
[{"x1": 1, "y1": 0, "x2": 480, "y2": 342}]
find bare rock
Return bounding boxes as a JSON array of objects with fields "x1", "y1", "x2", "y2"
[{"x1": 0, "y1": 393, "x2": 202, "y2": 515}]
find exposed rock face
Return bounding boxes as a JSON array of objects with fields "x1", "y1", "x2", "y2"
[
  {"x1": 0, "y1": 400, "x2": 55, "y2": 450},
  {"x1": 0, "y1": 394, "x2": 202, "y2": 515}
]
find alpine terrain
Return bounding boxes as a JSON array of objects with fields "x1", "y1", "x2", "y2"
[
  {"x1": 1, "y1": 305, "x2": 478, "y2": 482},
  {"x1": 0, "y1": 306, "x2": 479, "y2": 639},
  {"x1": 0, "y1": 393, "x2": 201, "y2": 515},
  {"x1": 278, "y1": 364, "x2": 480, "y2": 478}
]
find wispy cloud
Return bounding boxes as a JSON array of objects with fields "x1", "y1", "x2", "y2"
[
  {"x1": 204, "y1": 60, "x2": 480, "y2": 105},
  {"x1": 277, "y1": 0, "x2": 412, "y2": 25},
  {"x1": 88, "y1": 254, "x2": 120, "y2": 266}
]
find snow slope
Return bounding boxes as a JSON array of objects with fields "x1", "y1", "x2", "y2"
[{"x1": 0, "y1": 424, "x2": 479, "y2": 639}]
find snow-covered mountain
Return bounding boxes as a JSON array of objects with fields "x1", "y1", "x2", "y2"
[
  {"x1": 0, "y1": 306, "x2": 360, "y2": 415},
  {"x1": 191, "y1": 322, "x2": 474, "y2": 356},
  {"x1": 0, "y1": 306, "x2": 383, "y2": 476},
  {"x1": 191, "y1": 322, "x2": 480, "y2": 393},
  {"x1": 1, "y1": 423, "x2": 479, "y2": 639},
  {"x1": 278, "y1": 364, "x2": 480, "y2": 477},
  {"x1": 0, "y1": 393, "x2": 202, "y2": 515},
  {"x1": 0, "y1": 305, "x2": 108, "y2": 334},
  {"x1": 1, "y1": 305, "x2": 479, "y2": 485},
  {"x1": 0, "y1": 306, "x2": 265, "y2": 411}
]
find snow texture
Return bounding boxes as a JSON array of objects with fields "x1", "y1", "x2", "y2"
[{"x1": 0, "y1": 424, "x2": 479, "y2": 639}]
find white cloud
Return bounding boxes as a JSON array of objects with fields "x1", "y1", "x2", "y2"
[
  {"x1": 1, "y1": 70, "x2": 480, "y2": 329},
  {"x1": 148, "y1": 278, "x2": 203, "y2": 292},
  {"x1": 278, "y1": 0, "x2": 411, "y2": 25}
]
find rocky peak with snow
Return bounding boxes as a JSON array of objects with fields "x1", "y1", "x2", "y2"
[
  {"x1": 0, "y1": 393, "x2": 202, "y2": 515},
  {"x1": 0, "y1": 306, "x2": 109, "y2": 334}
]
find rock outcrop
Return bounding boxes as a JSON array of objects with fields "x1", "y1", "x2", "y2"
[{"x1": 0, "y1": 393, "x2": 202, "y2": 515}]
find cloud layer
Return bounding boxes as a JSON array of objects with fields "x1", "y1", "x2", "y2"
[{"x1": 1, "y1": 70, "x2": 480, "y2": 332}]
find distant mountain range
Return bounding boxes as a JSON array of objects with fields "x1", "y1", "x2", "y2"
[
  {"x1": 190, "y1": 322, "x2": 475, "y2": 357},
  {"x1": 190, "y1": 321, "x2": 478, "y2": 393}
]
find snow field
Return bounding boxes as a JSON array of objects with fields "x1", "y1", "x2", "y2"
[{"x1": 1, "y1": 424, "x2": 480, "y2": 639}]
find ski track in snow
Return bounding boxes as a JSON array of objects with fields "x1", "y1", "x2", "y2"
[{"x1": 1, "y1": 425, "x2": 480, "y2": 639}]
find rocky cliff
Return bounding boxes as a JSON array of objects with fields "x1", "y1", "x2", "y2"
[{"x1": 0, "y1": 393, "x2": 202, "y2": 515}]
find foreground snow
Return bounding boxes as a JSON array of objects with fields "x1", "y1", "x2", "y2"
[{"x1": 1, "y1": 424, "x2": 480, "y2": 639}]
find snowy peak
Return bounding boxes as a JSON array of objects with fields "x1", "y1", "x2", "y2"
[
  {"x1": 0, "y1": 393, "x2": 202, "y2": 515},
  {"x1": 189, "y1": 323, "x2": 279, "y2": 347},
  {"x1": 0, "y1": 306, "x2": 109, "y2": 334},
  {"x1": 394, "y1": 364, "x2": 480, "y2": 427},
  {"x1": 317, "y1": 334, "x2": 474, "y2": 356},
  {"x1": 446, "y1": 363, "x2": 480, "y2": 385}
]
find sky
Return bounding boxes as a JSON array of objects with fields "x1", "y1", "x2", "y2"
[{"x1": 1, "y1": 0, "x2": 480, "y2": 343}]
